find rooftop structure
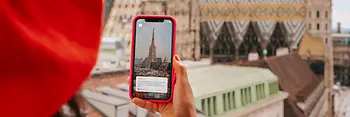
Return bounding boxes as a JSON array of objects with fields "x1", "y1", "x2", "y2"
[
  {"x1": 188, "y1": 65, "x2": 288, "y2": 117},
  {"x1": 235, "y1": 53, "x2": 327, "y2": 117},
  {"x1": 188, "y1": 66, "x2": 277, "y2": 98}
]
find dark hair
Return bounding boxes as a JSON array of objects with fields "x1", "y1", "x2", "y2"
[{"x1": 52, "y1": 93, "x2": 86, "y2": 117}]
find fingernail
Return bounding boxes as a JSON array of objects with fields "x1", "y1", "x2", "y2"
[{"x1": 174, "y1": 55, "x2": 180, "y2": 61}]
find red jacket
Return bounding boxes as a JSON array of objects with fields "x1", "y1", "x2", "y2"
[{"x1": 0, "y1": 0, "x2": 102, "y2": 116}]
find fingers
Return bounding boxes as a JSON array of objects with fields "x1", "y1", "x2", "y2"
[
  {"x1": 173, "y1": 55, "x2": 188, "y2": 81},
  {"x1": 132, "y1": 98, "x2": 156, "y2": 111}
]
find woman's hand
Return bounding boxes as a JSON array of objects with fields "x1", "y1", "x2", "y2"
[{"x1": 131, "y1": 55, "x2": 196, "y2": 117}]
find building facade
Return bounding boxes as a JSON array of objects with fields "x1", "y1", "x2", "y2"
[
  {"x1": 332, "y1": 32, "x2": 350, "y2": 85},
  {"x1": 103, "y1": 0, "x2": 333, "y2": 64}
]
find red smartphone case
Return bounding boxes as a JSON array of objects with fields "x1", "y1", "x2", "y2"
[{"x1": 129, "y1": 15, "x2": 177, "y2": 103}]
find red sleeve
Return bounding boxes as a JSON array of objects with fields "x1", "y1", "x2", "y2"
[{"x1": 0, "y1": 0, "x2": 102, "y2": 117}]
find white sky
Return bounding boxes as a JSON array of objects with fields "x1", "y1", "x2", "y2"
[{"x1": 332, "y1": 0, "x2": 350, "y2": 28}]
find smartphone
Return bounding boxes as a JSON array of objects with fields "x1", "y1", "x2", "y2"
[{"x1": 129, "y1": 15, "x2": 176, "y2": 103}]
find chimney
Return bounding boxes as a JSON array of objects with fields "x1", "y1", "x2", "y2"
[{"x1": 337, "y1": 22, "x2": 341, "y2": 33}]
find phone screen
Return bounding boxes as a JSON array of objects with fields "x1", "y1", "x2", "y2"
[{"x1": 131, "y1": 18, "x2": 174, "y2": 100}]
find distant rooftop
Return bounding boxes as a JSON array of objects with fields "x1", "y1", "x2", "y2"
[
  {"x1": 188, "y1": 65, "x2": 277, "y2": 98},
  {"x1": 332, "y1": 33, "x2": 350, "y2": 38}
]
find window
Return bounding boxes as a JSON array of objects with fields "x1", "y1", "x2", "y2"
[
  {"x1": 269, "y1": 82, "x2": 279, "y2": 95},
  {"x1": 244, "y1": 88, "x2": 248, "y2": 104},
  {"x1": 213, "y1": 97, "x2": 217, "y2": 115},
  {"x1": 201, "y1": 99, "x2": 206, "y2": 113},
  {"x1": 223, "y1": 93, "x2": 227, "y2": 112},
  {"x1": 325, "y1": 24, "x2": 328, "y2": 30},
  {"x1": 317, "y1": 23, "x2": 320, "y2": 30},
  {"x1": 248, "y1": 87, "x2": 252, "y2": 103},
  {"x1": 256, "y1": 84, "x2": 265, "y2": 100},
  {"x1": 309, "y1": 11, "x2": 311, "y2": 18},
  {"x1": 309, "y1": 23, "x2": 312, "y2": 30},
  {"x1": 261, "y1": 84, "x2": 265, "y2": 98},
  {"x1": 241, "y1": 89, "x2": 245, "y2": 106},
  {"x1": 256, "y1": 85, "x2": 259, "y2": 100},
  {"x1": 317, "y1": 11, "x2": 320, "y2": 18},
  {"x1": 325, "y1": 11, "x2": 328, "y2": 18},
  {"x1": 232, "y1": 91, "x2": 236, "y2": 108},
  {"x1": 202, "y1": 97, "x2": 216, "y2": 116},
  {"x1": 228, "y1": 92, "x2": 231, "y2": 109},
  {"x1": 241, "y1": 87, "x2": 252, "y2": 106},
  {"x1": 207, "y1": 98, "x2": 211, "y2": 116}
]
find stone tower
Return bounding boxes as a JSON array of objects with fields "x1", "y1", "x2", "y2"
[
  {"x1": 140, "y1": 0, "x2": 200, "y2": 61},
  {"x1": 166, "y1": 0, "x2": 200, "y2": 60},
  {"x1": 148, "y1": 28, "x2": 157, "y2": 62},
  {"x1": 305, "y1": 0, "x2": 332, "y2": 40}
]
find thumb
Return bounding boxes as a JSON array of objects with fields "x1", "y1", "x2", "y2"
[
  {"x1": 132, "y1": 98, "x2": 155, "y2": 111},
  {"x1": 173, "y1": 55, "x2": 188, "y2": 81}
]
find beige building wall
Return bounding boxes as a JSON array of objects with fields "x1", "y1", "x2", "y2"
[
  {"x1": 166, "y1": 0, "x2": 200, "y2": 60},
  {"x1": 305, "y1": 0, "x2": 332, "y2": 41}
]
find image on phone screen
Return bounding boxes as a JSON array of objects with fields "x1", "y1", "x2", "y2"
[{"x1": 132, "y1": 18, "x2": 173, "y2": 100}]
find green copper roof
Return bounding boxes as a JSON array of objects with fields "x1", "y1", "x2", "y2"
[{"x1": 187, "y1": 65, "x2": 277, "y2": 98}]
